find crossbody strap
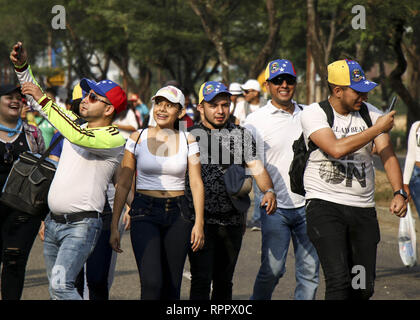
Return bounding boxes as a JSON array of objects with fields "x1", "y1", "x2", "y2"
[{"x1": 33, "y1": 134, "x2": 64, "y2": 168}]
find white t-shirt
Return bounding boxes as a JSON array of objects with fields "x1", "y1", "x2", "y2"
[
  {"x1": 233, "y1": 100, "x2": 262, "y2": 125},
  {"x1": 125, "y1": 129, "x2": 199, "y2": 190},
  {"x1": 403, "y1": 121, "x2": 420, "y2": 184},
  {"x1": 113, "y1": 109, "x2": 139, "y2": 140},
  {"x1": 244, "y1": 100, "x2": 306, "y2": 208},
  {"x1": 300, "y1": 102, "x2": 383, "y2": 208},
  {"x1": 48, "y1": 139, "x2": 124, "y2": 214}
]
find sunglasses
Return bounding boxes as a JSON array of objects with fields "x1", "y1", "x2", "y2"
[
  {"x1": 270, "y1": 76, "x2": 296, "y2": 86},
  {"x1": 88, "y1": 92, "x2": 112, "y2": 105},
  {"x1": 4, "y1": 143, "x2": 13, "y2": 164}
]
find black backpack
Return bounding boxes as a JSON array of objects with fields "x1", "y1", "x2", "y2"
[{"x1": 288, "y1": 100, "x2": 372, "y2": 196}]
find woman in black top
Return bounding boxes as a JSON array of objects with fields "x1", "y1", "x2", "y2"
[{"x1": 0, "y1": 84, "x2": 45, "y2": 299}]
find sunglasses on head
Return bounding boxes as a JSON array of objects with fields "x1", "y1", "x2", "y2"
[
  {"x1": 4, "y1": 143, "x2": 13, "y2": 164},
  {"x1": 88, "y1": 92, "x2": 112, "y2": 105},
  {"x1": 270, "y1": 75, "x2": 296, "y2": 86}
]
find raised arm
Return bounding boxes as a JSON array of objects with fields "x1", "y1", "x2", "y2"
[
  {"x1": 11, "y1": 42, "x2": 125, "y2": 153},
  {"x1": 309, "y1": 111, "x2": 396, "y2": 159}
]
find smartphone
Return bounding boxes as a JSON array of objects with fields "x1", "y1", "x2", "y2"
[
  {"x1": 386, "y1": 96, "x2": 397, "y2": 113},
  {"x1": 16, "y1": 45, "x2": 22, "y2": 60}
]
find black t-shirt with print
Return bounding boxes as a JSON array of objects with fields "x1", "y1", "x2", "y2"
[{"x1": 185, "y1": 121, "x2": 257, "y2": 226}]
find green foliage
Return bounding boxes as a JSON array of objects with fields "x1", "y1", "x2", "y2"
[{"x1": 0, "y1": 0, "x2": 418, "y2": 108}]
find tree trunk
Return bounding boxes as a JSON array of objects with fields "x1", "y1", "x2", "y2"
[
  {"x1": 189, "y1": 0, "x2": 230, "y2": 83},
  {"x1": 248, "y1": 0, "x2": 280, "y2": 79},
  {"x1": 307, "y1": 0, "x2": 330, "y2": 99},
  {"x1": 389, "y1": 21, "x2": 420, "y2": 140}
]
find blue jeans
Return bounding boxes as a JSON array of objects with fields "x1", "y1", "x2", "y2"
[
  {"x1": 251, "y1": 206, "x2": 319, "y2": 300},
  {"x1": 251, "y1": 179, "x2": 262, "y2": 223},
  {"x1": 130, "y1": 193, "x2": 192, "y2": 300},
  {"x1": 43, "y1": 213, "x2": 102, "y2": 300},
  {"x1": 409, "y1": 166, "x2": 420, "y2": 219}
]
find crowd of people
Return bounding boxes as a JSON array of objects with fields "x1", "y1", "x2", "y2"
[{"x1": 0, "y1": 40, "x2": 412, "y2": 300}]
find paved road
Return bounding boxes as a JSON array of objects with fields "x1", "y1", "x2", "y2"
[{"x1": 20, "y1": 203, "x2": 420, "y2": 300}]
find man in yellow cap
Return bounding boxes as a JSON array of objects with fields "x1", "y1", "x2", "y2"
[{"x1": 300, "y1": 59, "x2": 407, "y2": 300}]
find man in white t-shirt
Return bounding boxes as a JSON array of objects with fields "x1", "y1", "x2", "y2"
[
  {"x1": 301, "y1": 59, "x2": 407, "y2": 300},
  {"x1": 233, "y1": 79, "x2": 266, "y2": 126},
  {"x1": 11, "y1": 42, "x2": 127, "y2": 300},
  {"x1": 244, "y1": 59, "x2": 319, "y2": 300}
]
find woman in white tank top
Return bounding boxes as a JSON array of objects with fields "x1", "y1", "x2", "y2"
[
  {"x1": 110, "y1": 86, "x2": 205, "y2": 300},
  {"x1": 403, "y1": 120, "x2": 420, "y2": 217}
]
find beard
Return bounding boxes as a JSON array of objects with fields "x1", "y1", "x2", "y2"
[{"x1": 203, "y1": 111, "x2": 227, "y2": 129}]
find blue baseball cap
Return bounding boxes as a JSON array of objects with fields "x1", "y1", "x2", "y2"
[
  {"x1": 327, "y1": 59, "x2": 378, "y2": 93},
  {"x1": 198, "y1": 81, "x2": 231, "y2": 104},
  {"x1": 80, "y1": 78, "x2": 127, "y2": 113},
  {"x1": 265, "y1": 59, "x2": 296, "y2": 81}
]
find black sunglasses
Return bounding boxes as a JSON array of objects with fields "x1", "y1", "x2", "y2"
[
  {"x1": 4, "y1": 143, "x2": 13, "y2": 164},
  {"x1": 270, "y1": 76, "x2": 296, "y2": 86}
]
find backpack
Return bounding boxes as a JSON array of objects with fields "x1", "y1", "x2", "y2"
[{"x1": 288, "y1": 100, "x2": 372, "y2": 196}]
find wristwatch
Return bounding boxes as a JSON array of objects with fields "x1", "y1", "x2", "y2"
[
  {"x1": 265, "y1": 188, "x2": 276, "y2": 195},
  {"x1": 393, "y1": 189, "x2": 408, "y2": 200}
]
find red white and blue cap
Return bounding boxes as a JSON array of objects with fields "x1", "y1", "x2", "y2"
[
  {"x1": 265, "y1": 59, "x2": 296, "y2": 81},
  {"x1": 327, "y1": 59, "x2": 378, "y2": 93},
  {"x1": 199, "y1": 81, "x2": 231, "y2": 104},
  {"x1": 80, "y1": 78, "x2": 127, "y2": 113}
]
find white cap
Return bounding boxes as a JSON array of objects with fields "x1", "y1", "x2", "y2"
[
  {"x1": 229, "y1": 82, "x2": 242, "y2": 95},
  {"x1": 151, "y1": 85, "x2": 185, "y2": 108},
  {"x1": 241, "y1": 79, "x2": 261, "y2": 92}
]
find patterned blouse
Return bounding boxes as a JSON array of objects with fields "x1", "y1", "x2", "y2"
[{"x1": 185, "y1": 121, "x2": 257, "y2": 226}]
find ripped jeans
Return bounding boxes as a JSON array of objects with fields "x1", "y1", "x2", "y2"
[{"x1": 0, "y1": 203, "x2": 41, "y2": 300}]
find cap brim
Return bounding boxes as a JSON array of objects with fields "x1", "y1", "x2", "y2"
[
  {"x1": 267, "y1": 72, "x2": 296, "y2": 81},
  {"x1": 349, "y1": 80, "x2": 378, "y2": 93},
  {"x1": 0, "y1": 85, "x2": 22, "y2": 96},
  {"x1": 80, "y1": 78, "x2": 107, "y2": 97},
  {"x1": 152, "y1": 93, "x2": 184, "y2": 107}
]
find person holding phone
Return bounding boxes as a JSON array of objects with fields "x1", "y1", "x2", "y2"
[
  {"x1": 301, "y1": 59, "x2": 407, "y2": 300},
  {"x1": 11, "y1": 41, "x2": 127, "y2": 300}
]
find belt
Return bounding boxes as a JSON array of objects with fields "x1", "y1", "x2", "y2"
[{"x1": 50, "y1": 211, "x2": 100, "y2": 224}]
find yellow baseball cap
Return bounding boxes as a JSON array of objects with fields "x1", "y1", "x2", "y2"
[
  {"x1": 72, "y1": 83, "x2": 83, "y2": 101},
  {"x1": 327, "y1": 59, "x2": 378, "y2": 92}
]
